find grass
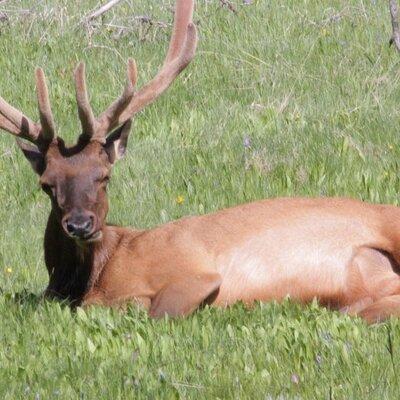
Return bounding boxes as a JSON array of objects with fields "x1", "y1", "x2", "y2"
[{"x1": 0, "y1": 0, "x2": 400, "y2": 398}]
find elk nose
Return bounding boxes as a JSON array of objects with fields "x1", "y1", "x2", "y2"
[{"x1": 64, "y1": 213, "x2": 95, "y2": 239}]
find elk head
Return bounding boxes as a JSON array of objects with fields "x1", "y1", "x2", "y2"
[{"x1": 0, "y1": 0, "x2": 197, "y2": 243}]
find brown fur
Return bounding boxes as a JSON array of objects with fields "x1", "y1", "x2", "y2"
[{"x1": 41, "y1": 192, "x2": 400, "y2": 323}]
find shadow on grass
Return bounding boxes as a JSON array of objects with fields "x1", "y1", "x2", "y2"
[{"x1": 0, "y1": 288, "x2": 71, "y2": 309}]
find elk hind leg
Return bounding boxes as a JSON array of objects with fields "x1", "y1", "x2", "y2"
[
  {"x1": 358, "y1": 295, "x2": 400, "y2": 323},
  {"x1": 345, "y1": 247, "x2": 400, "y2": 323}
]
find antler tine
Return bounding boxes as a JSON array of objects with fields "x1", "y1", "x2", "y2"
[
  {"x1": 116, "y1": 21, "x2": 197, "y2": 128},
  {"x1": 0, "y1": 95, "x2": 41, "y2": 143},
  {"x1": 93, "y1": 58, "x2": 137, "y2": 142},
  {"x1": 0, "y1": 68, "x2": 56, "y2": 145},
  {"x1": 35, "y1": 68, "x2": 56, "y2": 143},
  {"x1": 164, "y1": 0, "x2": 195, "y2": 65},
  {"x1": 74, "y1": 62, "x2": 97, "y2": 138},
  {"x1": 0, "y1": 112, "x2": 20, "y2": 135},
  {"x1": 94, "y1": 0, "x2": 197, "y2": 135}
]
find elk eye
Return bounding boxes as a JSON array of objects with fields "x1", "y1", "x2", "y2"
[
  {"x1": 94, "y1": 176, "x2": 109, "y2": 187},
  {"x1": 41, "y1": 183, "x2": 55, "y2": 195}
]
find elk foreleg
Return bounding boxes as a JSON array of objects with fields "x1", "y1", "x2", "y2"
[
  {"x1": 81, "y1": 288, "x2": 151, "y2": 310},
  {"x1": 149, "y1": 271, "x2": 222, "y2": 318}
]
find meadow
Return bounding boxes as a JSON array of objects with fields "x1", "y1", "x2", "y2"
[{"x1": 1, "y1": 0, "x2": 400, "y2": 398}]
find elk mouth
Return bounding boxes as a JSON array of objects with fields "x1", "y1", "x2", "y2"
[
  {"x1": 79, "y1": 230, "x2": 103, "y2": 243},
  {"x1": 68, "y1": 230, "x2": 103, "y2": 244}
]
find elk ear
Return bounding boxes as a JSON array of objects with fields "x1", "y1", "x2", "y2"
[
  {"x1": 103, "y1": 120, "x2": 132, "y2": 164},
  {"x1": 15, "y1": 139, "x2": 45, "y2": 175}
]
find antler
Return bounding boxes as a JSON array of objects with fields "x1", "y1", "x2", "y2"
[
  {"x1": 0, "y1": 68, "x2": 56, "y2": 146},
  {"x1": 76, "y1": 0, "x2": 197, "y2": 142},
  {"x1": 35, "y1": 68, "x2": 56, "y2": 142},
  {"x1": 74, "y1": 59, "x2": 137, "y2": 142},
  {"x1": 0, "y1": 0, "x2": 197, "y2": 147}
]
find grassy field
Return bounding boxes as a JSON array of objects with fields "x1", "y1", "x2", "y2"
[{"x1": 1, "y1": 0, "x2": 400, "y2": 398}]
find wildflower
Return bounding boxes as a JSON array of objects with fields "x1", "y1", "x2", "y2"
[
  {"x1": 5, "y1": 267, "x2": 12, "y2": 274},
  {"x1": 320, "y1": 331, "x2": 332, "y2": 343},
  {"x1": 321, "y1": 28, "x2": 328, "y2": 37},
  {"x1": 243, "y1": 136, "x2": 252, "y2": 149},
  {"x1": 388, "y1": 144, "x2": 394, "y2": 150},
  {"x1": 176, "y1": 195, "x2": 184, "y2": 205},
  {"x1": 291, "y1": 373, "x2": 300, "y2": 385},
  {"x1": 158, "y1": 369, "x2": 167, "y2": 382}
]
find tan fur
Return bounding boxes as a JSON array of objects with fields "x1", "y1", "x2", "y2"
[{"x1": 73, "y1": 197, "x2": 400, "y2": 322}]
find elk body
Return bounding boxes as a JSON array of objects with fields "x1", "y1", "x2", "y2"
[{"x1": 1, "y1": 0, "x2": 400, "y2": 324}]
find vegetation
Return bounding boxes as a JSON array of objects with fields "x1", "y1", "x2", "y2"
[{"x1": 0, "y1": 0, "x2": 399, "y2": 398}]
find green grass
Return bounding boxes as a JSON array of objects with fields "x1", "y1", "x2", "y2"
[{"x1": 1, "y1": 0, "x2": 400, "y2": 398}]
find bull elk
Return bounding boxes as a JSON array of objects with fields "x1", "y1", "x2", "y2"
[{"x1": 1, "y1": 0, "x2": 400, "y2": 324}]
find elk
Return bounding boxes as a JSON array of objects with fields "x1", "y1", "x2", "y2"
[{"x1": 1, "y1": 0, "x2": 400, "y2": 324}]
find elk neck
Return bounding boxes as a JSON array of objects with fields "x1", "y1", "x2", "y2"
[{"x1": 44, "y1": 208, "x2": 123, "y2": 304}]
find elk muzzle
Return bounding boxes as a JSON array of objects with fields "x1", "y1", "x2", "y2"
[{"x1": 62, "y1": 210, "x2": 97, "y2": 241}]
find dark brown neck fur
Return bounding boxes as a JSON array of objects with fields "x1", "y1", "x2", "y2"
[{"x1": 44, "y1": 209, "x2": 122, "y2": 305}]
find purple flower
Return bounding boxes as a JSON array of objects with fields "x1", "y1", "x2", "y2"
[
  {"x1": 243, "y1": 136, "x2": 252, "y2": 149},
  {"x1": 291, "y1": 373, "x2": 300, "y2": 385}
]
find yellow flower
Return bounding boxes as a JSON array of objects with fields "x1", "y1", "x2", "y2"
[
  {"x1": 388, "y1": 144, "x2": 394, "y2": 150},
  {"x1": 176, "y1": 195, "x2": 184, "y2": 205},
  {"x1": 321, "y1": 28, "x2": 328, "y2": 37},
  {"x1": 5, "y1": 267, "x2": 12, "y2": 274}
]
